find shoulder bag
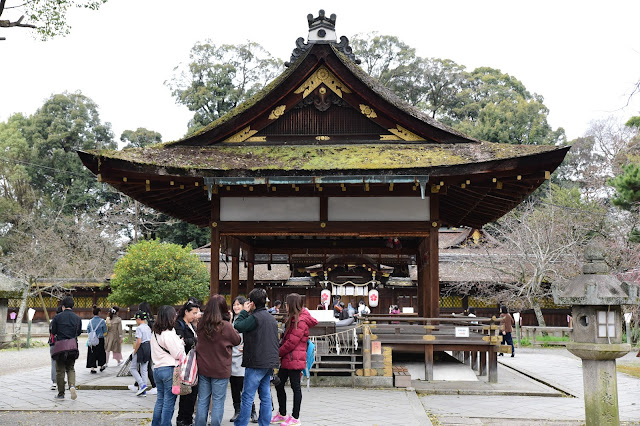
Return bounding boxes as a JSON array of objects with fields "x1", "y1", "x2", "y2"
[{"x1": 154, "y1": 332, "x2": 192, "y2": 395}]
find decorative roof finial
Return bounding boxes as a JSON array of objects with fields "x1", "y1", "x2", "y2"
[
  {"x1": 307, "y1": 9, "x2": 337, "y2": 43},
  {"x1": 285, "y1": 11, "x2": 360, "y2": 67}
]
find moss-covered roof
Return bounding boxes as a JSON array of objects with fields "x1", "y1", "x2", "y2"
[{"x1": 92, "y1": 141, "x2": 557, "y2": 173}]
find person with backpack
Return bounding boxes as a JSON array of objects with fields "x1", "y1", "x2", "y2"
[
  {"x1": 270, "y1": 293, "x2": 318, "y2": 426},
  {"x1": 86, "y1": 305, "x2": 107, "y2": 374}
]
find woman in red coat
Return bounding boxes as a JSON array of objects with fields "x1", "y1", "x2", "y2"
[{"x1": 270, "y1": 293, "x2": 318, "y2": 426}]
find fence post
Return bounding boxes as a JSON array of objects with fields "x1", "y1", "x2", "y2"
[{"x1": 363, "y1": 321, "x2": 372, "y2": 377}]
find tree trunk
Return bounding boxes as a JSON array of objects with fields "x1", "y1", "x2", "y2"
[
  {"x1": 12, "y1": 281, "x2": 29, "y2": 345},
  {"x1": 37, "y1": 287, "x2": 50, "y2": 323},
  {"x1": 533, "y1": 302, "x2": 546, "y2": 327}
]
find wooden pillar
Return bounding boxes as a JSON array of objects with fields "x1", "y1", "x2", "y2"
[
  {"x1": 231, "y1": 241, "x2": 240, "y2": 302},
  {"x1": 428, "y1": 194, "x2": 440, "y2": 318},
  {"x1": 210, "y1": 194, "x2": 220, "y2": 298},
  {"x1": 417, "y1": 237, "x2": 427, "y2": 318},
  {"x1": 479, "y1": 351, "x2": 487, "y2": 376},
  {"x1": 246, "y1": 247, "x2": 255, "y2": 295},
  {"x1": 488, "y1": 348, "x2": 498, "y2": 383},
  {"x1": 424, "y1": 345, "x2": 434, "y2": 381}
]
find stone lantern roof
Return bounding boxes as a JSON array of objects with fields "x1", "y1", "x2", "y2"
[
  {"x1": 0, "y1": 273, "x2": 22, "y2": 298},
  {"x1": 554, "y1": 244, "x2": 640, "y2": 306}
]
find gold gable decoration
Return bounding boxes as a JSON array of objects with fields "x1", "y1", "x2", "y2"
[
  {"x1": 224, "y1": 126, "x2": 258, "y2": 143},
  {"x1": 294, "y1": 66, "x2": 352, "y2": 98},
  {"x1": 269, "y1": 105, "x2": 286, "y2": 120},
  {"x1": 388, "y1": 125, "x2": 425, "y2": 142}
]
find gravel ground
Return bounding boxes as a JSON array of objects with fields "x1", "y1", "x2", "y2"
[{"x1": 0, "y1": 336, "x2": 91, "y2": 376}]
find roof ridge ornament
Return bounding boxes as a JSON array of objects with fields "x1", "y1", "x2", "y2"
[
  {"x1": 285, "y1": 11, "x2": 361, "y2": 67},
  {"x1": 307, "y1": 9, "x2": 336, "y2": 43}
]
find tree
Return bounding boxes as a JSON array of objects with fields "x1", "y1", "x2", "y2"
[
  {"x1": 350, "y1": 33, "x2": 564, "y2": 146},
  {"x1": 167, "y1": 41, "x2": 282, "y2": 133},
  {"x1": 1, "y1": 211, "x2": 119, "y2": 339},
  {"x1": 120, "y1": 128, "x2": 162, "y2": 148},
  {"x1": 20, "y1": 92, "x2": 116, "y2": 215},
  {"x1": 0, "y1": 0, "x2": 107, "y2": 40},
  {"x1": 351, "y1": 33, "x2": 417, "y2": 88},
  {"x1": 447, "y1": 186, "x2": 605, "y2": 326},
  {"x1": 610, "y1": 163, "x2": 640, "y2": 242},
  {"x1": 109, "y1": 239, "x2": 210, "y2": 308}
]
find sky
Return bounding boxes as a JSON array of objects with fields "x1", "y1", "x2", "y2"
[{"x1": 1, "y1": 0, "x2": 639, "y2": 144}]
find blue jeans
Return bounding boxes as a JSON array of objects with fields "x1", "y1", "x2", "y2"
[
  {"x1": 152, "y1": 366, "x2": 177, "y2": 426},
  {"x1": 235, "y1": 368, "x2": 271, "y2": 426},
  {"x1": 195, "y1": 375, "x2": 228, "y2": 426}
]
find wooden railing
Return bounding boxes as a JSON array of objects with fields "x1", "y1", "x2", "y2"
[
  {"x1": 521, "y1": 326, "x2": 572, "y2": 346},
  {"x1": 360, "y1": 315, "x2": 507, "y2": 383}
]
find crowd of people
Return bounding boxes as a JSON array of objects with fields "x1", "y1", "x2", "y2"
[{"x1": 48, "y1": 290, "x2": 317, "y2": 426}]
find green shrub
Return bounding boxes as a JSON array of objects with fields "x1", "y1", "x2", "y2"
[{"x1": 109, "y1": 239, "x2": 209, "y2": 308}]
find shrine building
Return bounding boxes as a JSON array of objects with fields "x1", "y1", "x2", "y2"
[{"x1": 78, "y1": 11, "x2": 569, "y2": 317}]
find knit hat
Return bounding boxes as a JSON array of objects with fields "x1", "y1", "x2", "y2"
[{"x1": 133, "y1": 310, "x2": 148, "y2": 321}]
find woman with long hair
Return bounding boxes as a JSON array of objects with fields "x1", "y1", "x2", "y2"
[
  {"x1": 175, "y1": 298, "x2": 201, "y2": 426},
  {"x1": 194, "y1": 295, "x2": 241, "y2": 426},
  {"x1": 150, "y1": 305, "x2": 184, "y2": 426},
  {"x1": 229, "y1": 296, "x2": 258, "y2": 423},
  {"x1": 104, "y1": 306, "x2": 124, "y2": 366},
  {"x1": 86, "y1": 305, "x2": 107, "y2": 374},
  {"x1": 270, "y1": 293, "x2": 317, "y2": 426}
]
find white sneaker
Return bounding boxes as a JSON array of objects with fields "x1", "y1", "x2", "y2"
[
  {"x1": 51, "y1": 383, "x2": 57, "y2": 391},
  {"x1": 147, "y1": 387, "x2": 157, "y2": 395},
  {"x1": 70, "y1": 386, "x2": 77, "y2": 400},
  {"x1": 128, "y1": 385, "x2": 138, "y2": 392}
]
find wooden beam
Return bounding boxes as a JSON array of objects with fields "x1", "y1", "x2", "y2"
[{"x1": 217, "y1": 221, "x2": 431, "y2": 236}]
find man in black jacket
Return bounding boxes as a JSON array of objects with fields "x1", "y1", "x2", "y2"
[
  {"x1": 233, "y1": 288, "x2": 279, "y2": 426},
  {"x1": 50, "y1": 296, "x2": 82, "y2": 400}
]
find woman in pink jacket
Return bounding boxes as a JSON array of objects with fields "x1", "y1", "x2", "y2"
[{"x1": 270, "y1": 293, "x2": 318, "y2": 426}]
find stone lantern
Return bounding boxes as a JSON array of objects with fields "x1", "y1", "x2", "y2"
[
  {"x1": 554, "y1": 244, "x2": 640, "y2": 426},
  {"x1": 0, "y1": 273, "x2": 23, "y2": 348}
]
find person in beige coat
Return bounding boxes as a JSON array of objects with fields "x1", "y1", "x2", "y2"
[{"x1": 104, "y1": 306, "x2": 124, "y2": 365}]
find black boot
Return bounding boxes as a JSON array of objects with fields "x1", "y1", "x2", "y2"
[
  {"x1": 230, "y1": 408, "x2": 240, "y2": 422},
  {"x1": 250, "y1": 404, "x2": 258, "y2": 423},
  {"x1": 230, "y1": 403, "x2": 240, "y2": 422}
]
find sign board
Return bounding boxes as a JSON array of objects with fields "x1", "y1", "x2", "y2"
[
  {"x1": 455, "y1": 327, "x2": 470, "y2": 338},
  {"x1": 402, "y1": 307, "x2": 414, "y2": 314},
  {"x1": 371, "y1": 341, "x2": 382, "y2": 355}
]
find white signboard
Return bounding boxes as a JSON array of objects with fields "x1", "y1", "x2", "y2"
[
  {"x1": 328, "y1": 197, "x2": 429, "y2": 221},
  {"x1": 220, "y1": 197, "x2": 319, "y2": 221},
  {"x1": 455, "y1": 327, "x2": 470, "y2": 338}
]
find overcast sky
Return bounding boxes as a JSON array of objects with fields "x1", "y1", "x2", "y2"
[{"x1": 2, "y1": 0, "x2": 639, "y2": 144}]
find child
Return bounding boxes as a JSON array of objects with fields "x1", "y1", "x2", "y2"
[{"x1": 130, "y1": 310, "x2": 152, "y2": 396}]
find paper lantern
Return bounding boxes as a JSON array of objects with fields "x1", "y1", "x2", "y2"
[
  {"x1": 321, "y1": 289, "x2": 331, "y2": 305},
  {"x1": 368, "y1": 289, "x2": 379, "y2": 307}
]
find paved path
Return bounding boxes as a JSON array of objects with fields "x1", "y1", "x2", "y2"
[
  {"x1": 419, "y1": 348, "x2": 640, "y2": 425},
  {"x1": 3, "y1": 342, "x2": 640, "y2": 425}
]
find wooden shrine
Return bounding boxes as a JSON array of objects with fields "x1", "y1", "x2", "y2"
[{"x1": 78, "y1": 10, "x2": 569, "y2": 317}]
